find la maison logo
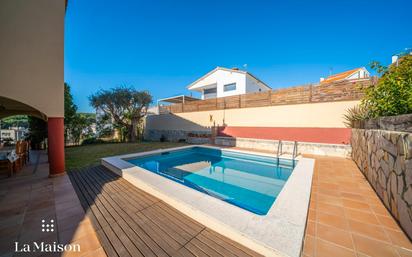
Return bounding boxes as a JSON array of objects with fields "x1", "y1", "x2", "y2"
[{"x1": 15, "y1": 219, "x2": 81, "y2": 253}]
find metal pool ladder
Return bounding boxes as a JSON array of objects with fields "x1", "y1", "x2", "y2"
[
  {"x1": 277, "y1": 140, "x2": 298, "y2": 167},
  {"x1": 276, "y1": 140, "x2": 282, "y2": 165},
  {"x1": 292, "y1": 141, "x2": 298, "y2": 167}
]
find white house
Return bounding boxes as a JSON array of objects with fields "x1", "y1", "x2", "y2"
[
  {"x1": 320, "y1": 67, "x2": 370, "y2": 84},
  {"x1": 187, "y1": 67, "x2": 271, "y2": 99}
]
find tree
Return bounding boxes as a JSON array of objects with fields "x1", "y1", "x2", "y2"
[
  {"x1": 0, "y1": 115, "x2": 28, "y2": 129},
  {"x1": 64, "y1": 83, "x2": 78, "y2": 144},
  {"x1": 89, "y1": 86, "x2": 152, "y2": 142},
  {"x1": 69, "y1": 113, "x2": 94, "y2": 145},
  {"x1": 362, "y1": 55, "x2": 412, "y2": 117}
]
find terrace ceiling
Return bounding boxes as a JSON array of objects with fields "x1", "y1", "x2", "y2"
[{"x1": 0, "y1": 96, "x2": 47, "y2": 120}]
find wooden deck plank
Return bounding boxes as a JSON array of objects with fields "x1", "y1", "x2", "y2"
[
  {"x1": 196, "y1": 233, "x2": 241, "y2": 257},
  {"x1": 81, "y1": 167, "x2": 169, "y2": 257},
  {"x1": 141, "y1": 206, "x2": 194, "y2": 244},
  {"x1": 70, "y1": 169, "x2": 132, "y2": 257},
  {"x1": 68, "y1": 166, "x2": 262, "y2": 257},
  {"x1": 172, "y1": 247, "x2": 197, "y2": 257},
  {"x1": 95, "y1": 166, "x2": 159, "y2": 206},
  {"x1": 189, "y1": 238, "x2": 223, "y2": 257},
  {"x1": 201, "y1": 229, "x2": 261, "y2": 257},
  {"x1": 155, "y1": 201, "x2": 204, "y2": 235},
  {"x1": 79, "y1": 168, "x2": 157, "y2": 257},
  {"x1": 70, "y1": 169, "x2": 125, "y2": 257},
  {"x1": 184, "y1": 242, "x2": 210, "y2": 257}
]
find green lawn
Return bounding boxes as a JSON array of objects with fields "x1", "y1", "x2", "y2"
[{"x1": 65, "y1": 142, "x2": 187, "y2": 170}]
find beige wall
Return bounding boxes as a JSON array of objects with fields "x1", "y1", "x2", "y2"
[
  {"x1": 146, "y1": 100, "x2": 359, "y2": 130},
  {"x1": 0, "y1": 0, "x2": 65, "y2": 118}
]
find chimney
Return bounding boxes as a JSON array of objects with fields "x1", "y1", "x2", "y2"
[
  {"x1": 320, "y1": 77, "x2": 325, "y2": 82},
  {"x1": 231, "y1": 67, "x2": 239, "y2": 71}
]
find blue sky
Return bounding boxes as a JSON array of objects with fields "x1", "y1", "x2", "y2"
[{"x1": 65, "y1": 0, "x2": 412, "y2": 113}]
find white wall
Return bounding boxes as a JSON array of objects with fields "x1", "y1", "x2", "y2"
[
  {"x1": 191, "y1": 70, "x2": 247, "y2": 99},
  {"x1": 245, "y1": 74, "x2": 270, "y2": 93},
  {"x1": 208, "y1": 70, "x2": 246, "y2": 98}
]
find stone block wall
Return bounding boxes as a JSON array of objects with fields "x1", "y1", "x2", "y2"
[
  {"x1": 355, "y1": 114, "x2": 412, "y2": 133},
  {"x1": 351, "y1": 129, "x2": 412, "y2": 238}
]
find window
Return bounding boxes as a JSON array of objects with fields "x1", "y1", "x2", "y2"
[
  {"x1": 204, "y1": 88, "x2": 217, "y2": 94},
  {"x1": 223, "y1": 83, "x2": 236, "y2": 92}
]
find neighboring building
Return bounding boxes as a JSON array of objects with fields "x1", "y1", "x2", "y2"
[
  {"x1": 0, "y1": 127, "x2": 28, "y2": 143},
  {"x1": 187, "y1": 67, "x2": 271, "y2": 99},
  {"x1": 320, "y1": 67, "x2": 370, "y2": 84}
]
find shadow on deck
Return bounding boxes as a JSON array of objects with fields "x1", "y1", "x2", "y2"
[{"x1": 68, "y1": 165, "x2": 262, "y2": 257}]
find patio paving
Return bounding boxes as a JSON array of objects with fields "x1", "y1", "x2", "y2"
[
  {"x1": 0, "y1": 151, "x2": 106, "y2": 257},
  {"x1": 303, "y1": 155, "x2": 412, "y2": 257}
]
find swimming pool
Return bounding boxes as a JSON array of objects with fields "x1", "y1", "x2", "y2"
[
  {"x1": 102, "y1": 145, "x2": 314, "y2": 257},
  {"x1": 127, "y1": 147, "x2": 295, "y2": 215}
]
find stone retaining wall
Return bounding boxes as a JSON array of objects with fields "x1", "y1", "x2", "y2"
[
  {"x1": 355, "y1": 114, "x2": 412, "y2": 133},
  {"x1": 351, "y1": 129, "x2": 412, "y2": 238}
]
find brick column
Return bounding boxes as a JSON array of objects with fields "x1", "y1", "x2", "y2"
[{"x1": 47, "y1": 117, "x2": 65, "y2": 176}]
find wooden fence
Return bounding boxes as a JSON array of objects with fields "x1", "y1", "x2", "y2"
[{"x1": 160, "y1": 79, "x2": 373, "y2": 114}]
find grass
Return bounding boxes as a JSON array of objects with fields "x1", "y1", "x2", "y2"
[{"x1": 65, "y1": 141, "x2": 187, "y2": 170}]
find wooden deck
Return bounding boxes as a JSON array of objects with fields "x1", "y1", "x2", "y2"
[{"x1": 68, "y1": 166, "x2": 262, "y2": 257}]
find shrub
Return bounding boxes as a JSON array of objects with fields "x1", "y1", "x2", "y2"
[
  {"x1": 343, "y1": 105, "x2": 369, "y2": 128},
  {"x1": 362, "y1": 55, "x2": 412, "y2": 118},
  {"x1": 81, "y1": 137, "x2": 106, "y2": 145}
]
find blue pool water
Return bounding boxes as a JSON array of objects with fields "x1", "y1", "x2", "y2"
[{"x1": 127, "y1": 147, "x2": 295, "y2": 215}]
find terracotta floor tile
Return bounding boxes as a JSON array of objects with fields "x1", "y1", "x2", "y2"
[
  {"x1": 352, "y1": 233, "x2": 399, "y2": 257},
  {"x1": 344, "y1": 208, "x2": 380, "y2": 225},
  {"x1": 318, "y1": 182, "x2": 339, "y2": 191},
  {"x1": 317, "y1": 188, "x2": 341, "y2": 197},
  {"x1": 342, "y1": 199, "x2": 370, "y2": 211},
  {"x1": 385, "y1": 228, "x2": 412, "y2": 250},
  {"x1": 80, "y1": 247, "x2": 107, "y2": 257},
  {"x1": 303, "y1": 235, "x2": 315, "y2": 257},
  {"x1": 316, "y1": 223, "x2": 354, "y2": 249},
  {"x1": 306, "y1": 221, "x2": 316, "y2": 236},
  {"x1": 56, "y1": 204, "x2": 84, "y2": 220},
  {"x1": 308, "y1": 209, "x2": 316, "y2": 221},
  {"x1": 397, "y1": 247, "x2": 412, "y2": 257},
  {"x1": 340, "y1": 192, "x2": 366, "y2": 202},
  {"x1": 371, "y1": 204, "x2": 392, "y2": 217},
  {"x1": 348, "y1": 219, "x2": 390, "y2": 242},
  {"x1": 315, "y1": 238, "x2": 356, "y2": 257},
  {"x1": 317, "y1": 194, "x2": 343, "y2": 207},
  {"x1": 59, "y1": 221, "x2": 98, "y2": 244},
  {"x1": 338, "y1": 184, "x2": 361, "y2": 193},
  {"x1": 317, "y1": 212, "x2": 349, "y2": 230},
  {"x1": 62, "y1": 232, "x2": 101, "y2": 257},
  {"x1": 376, "y1": 214, "x2": 402, "y2": 231},
  {"x1": 58, "y1": 213, "x2": 87, "y2": 232},
  {"x1": 317, "y1": 202, "x2": 345, "y2": 216}
]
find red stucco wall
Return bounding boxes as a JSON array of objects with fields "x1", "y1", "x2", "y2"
[{"x1": 217, "y1": 126, "x2": 351, "y2": 144}]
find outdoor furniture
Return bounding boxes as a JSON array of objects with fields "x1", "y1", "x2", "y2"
[
  {"x1": 15, "y1": 141, "x2": 28, "y2": 167},
  {"x1": 0, "y1": 151, "x2": 16, "y2": 177}
]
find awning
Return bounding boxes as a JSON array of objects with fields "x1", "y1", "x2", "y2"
[{"x1": 157, "y1": 95, "x2": 200, "y2": 104}]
